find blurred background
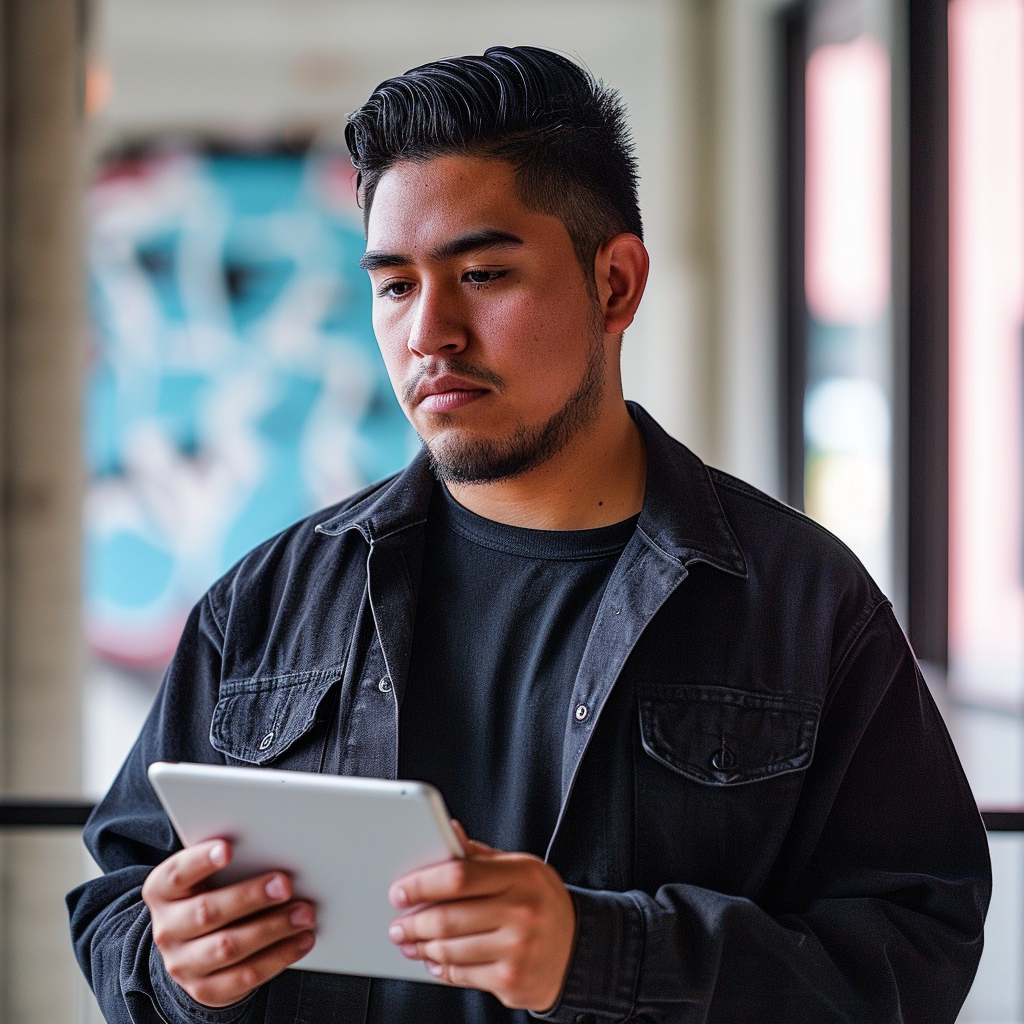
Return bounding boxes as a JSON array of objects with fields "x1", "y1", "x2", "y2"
[{"x1": 0, "y1": 0, "x2": 1018, "y2": 1020}]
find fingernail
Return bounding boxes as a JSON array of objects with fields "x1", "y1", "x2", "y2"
[
  {"x1": 400, "y1": 943, "x2": 418, "y2": 958},
  {"x1": 389, "y1": 886, "x2": 409, "y2": 908},
  {"x1": 297, "y1": 932, "x2": 315, "y2": 952},
  {"x1": 388, "y1": 924, "x2": 405, "y2": 943},
  {"x1": 209, "y1": 842, "x2": 228, "y2": 868},
  {"x1": 427, "y1": 962, "x2": 444, "y2": 977},
  {"x1": 266, "y1": 875, "x2": 288, "y2": 901},
  {"x1": 290, "y1": 904, "x2": 314, "y2": 928}
]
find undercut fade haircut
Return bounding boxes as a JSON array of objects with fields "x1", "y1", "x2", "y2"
[{"x1": 345, "y1": 46, "x2": 643, "y2": 290}]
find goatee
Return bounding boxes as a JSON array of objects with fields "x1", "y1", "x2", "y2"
[{"x1": 424, "y1": 338, "x2": 606, "y2": 485}]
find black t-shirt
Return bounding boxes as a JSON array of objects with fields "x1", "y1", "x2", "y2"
[{"x1": 365, "y1": 482, "x2": 637, "y2": 1024}]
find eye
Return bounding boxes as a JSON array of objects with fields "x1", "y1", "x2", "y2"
[
  {"x1": 377, "y1": 279, "x2": 414, "y2": 299},
  {"x1": 463, "y1": 269, "x2": 507, "y2": 287}
]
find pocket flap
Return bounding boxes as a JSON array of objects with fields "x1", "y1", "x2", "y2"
[
  {"x1": 210, "y1": 667, "x2": 343, "y2": 765},
  {"x1": 638, "y1": 683, "x2": 819, "y2": 786}
]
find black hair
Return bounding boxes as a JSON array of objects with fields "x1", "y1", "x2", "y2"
[{"x1": 345, "y1": 46, "x2": 642, "y2": 285}]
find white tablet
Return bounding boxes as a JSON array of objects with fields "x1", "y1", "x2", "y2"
[{"x1": 147, "y1": 761, "x2": 463, "y2": 981}]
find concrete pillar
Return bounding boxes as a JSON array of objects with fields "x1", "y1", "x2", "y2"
[{"x1": 0, "y1": 1, "x2": 86, "y2": 1022}]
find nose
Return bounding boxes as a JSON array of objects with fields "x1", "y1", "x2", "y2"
[{"x1": 406, "y1": 281, "x2": 467, "y2": 358}]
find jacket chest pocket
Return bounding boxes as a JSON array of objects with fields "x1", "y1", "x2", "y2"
[
  {"x1": 210, "y1": 667, "x2": 344, "y2": 768},
  {"x1": 638, "y1": 683, "x2": 819, "y2": 786},
  {"x1": 633, "y1": 683, "x2": 820, "y2": 894}
]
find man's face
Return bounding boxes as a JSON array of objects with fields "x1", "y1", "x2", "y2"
[{"x1": 362, "y1": 155, "x2": 608, "y2": 483}]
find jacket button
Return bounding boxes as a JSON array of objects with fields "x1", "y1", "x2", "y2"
[
  {"x1": 258, "y1": 731, "x2": 274, "y2": 751},
  {"x1": 574, "y1": 703, "x2": 589, "y2": 722},
  {"x1": 378, "y1": 677, "x2": 393, "y2": 693},
  {"x1": 711, "y1": 745, "x2": 736, "y2": 770}
]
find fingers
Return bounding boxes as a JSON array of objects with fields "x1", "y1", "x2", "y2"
[
  {"x1": 143, "y1": 842, "x2": 320, "y2": 1009},
  {"x1": 389, "y1": 898, "x2": 503, "y2": 947},
  {"x1": 143, "y1": 840, "x2": 231, "y2": 903},
  {"x1": 390, "y1": 858, "x2": 510, "y2": 909},
  {"x1": 420, "y1": 935, "x2": 568, "y2": 1010},
  {"x1": 387, "y1": 852, "x2": 576, "y2": 1012},
  {"x1": 424, "y1": 959, "x2": 518, "y2": 997},
  {"x1": 163, "y1": 901, "x2": 315, "y2": 981},
  {"x1": 175, "y1": 931, "x2": 316, "y2": 1009},
  {"x1": 154, "y1": 871, "x2": 295, "y2": 943},
  {"x1": 413, "y1": 930, "x2": 504, "y2": 969}
]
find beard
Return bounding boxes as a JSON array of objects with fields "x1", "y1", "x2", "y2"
[{"x1": 421, "y1": 333, "x2": 607, "y2": 485}]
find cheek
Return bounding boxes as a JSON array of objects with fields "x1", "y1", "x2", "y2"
[
  {"x1": 481, "y1": 297, "x2": 588, "y2": 386},
  {"x1": 372, "y1": 306, "x2": 410, "y2": 375},
  {"x1": 371, "y1": 300, "x2": 399, "y2": 346}
]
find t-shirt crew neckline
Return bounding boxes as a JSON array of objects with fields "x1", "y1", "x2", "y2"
[{"x1": 433, "y1": 481, "x2": 639, "y2": 561}]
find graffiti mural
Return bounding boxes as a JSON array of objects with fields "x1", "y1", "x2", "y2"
[{"x1": 85, "y1": 149, "x2": 414, "y2": 668}]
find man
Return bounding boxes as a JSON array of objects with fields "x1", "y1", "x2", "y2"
[{"x1": 69, "y1": 46, "x2": 989, "y2": 1024}]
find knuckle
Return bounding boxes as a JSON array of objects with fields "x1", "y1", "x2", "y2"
[
  {"x1": 496, "y1": 962, "x2": 520, "y2": 991},
  {"x1": 526, "y1": 864, "x2": 548, "y2": 891},
  {"x1": 508, "y1": 929, "x2": 530, "y2": 956},
  {"x1": 524, "y1": 905, "x2": 545, "y2": 932},
  {"x1": 151, "y1": 921, "x2": 171, "y2": 949},
  {"x1": 213, "y1": 932, "x2": 237, "y2": 965},
  {"x1": 528, "y1": 859, "x2": 549, "y2": 883},
  {"x1": 193, "y1": 895, "x2": 215, "y2": 930},
  {"x1": 189, "y1": 980, "x2": 216, "y2": 1006},
  {"x1": 446, "y1": 861, "x2": 469, "y2": 891},
  {"x1": 163, "y1": 956, "x2": 185, "y2": 984},
  {"x1": 434, "y1": 905, "x2": 454, "y2": 936},
  {"x1": 235, "y1": 964, "x2": 261, "y2": 994},
  {"x1": 509, "y1": 903, "x2": 533, "y2": 928}
]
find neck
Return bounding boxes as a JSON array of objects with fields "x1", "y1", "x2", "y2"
[{"x1": 444, "y1": 400, "x2": 647, "y2": 530}]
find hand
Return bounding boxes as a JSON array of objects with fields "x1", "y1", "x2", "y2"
[
  {"x1": 386, "y1": 823, "x2": 576, "y2": 1012},
  {"x1": 141, "y1": 839, "x2": 317, "y2": 1008}
]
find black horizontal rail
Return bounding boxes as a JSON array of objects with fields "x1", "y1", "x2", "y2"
[
  {"x1": 0, "y1": 800, "x2": 95, "y2": 826},
  {"x1": 981, "y1": 810, "x2": 1024, "y2": 832},
  {"x1": 0, "y1": 801, "x2": 1019, "y2": 833}
]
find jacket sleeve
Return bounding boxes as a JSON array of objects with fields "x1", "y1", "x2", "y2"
[
  {"x1": 536, "y1": 606, "x2": 991, "y2": 1024},
  {"x1": 66, "y1": 591, "x2": 259, "y2": 1024}
]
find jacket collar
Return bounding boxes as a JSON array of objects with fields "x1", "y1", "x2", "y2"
[
  {"x1": 315, "y1": 447, "x2": 434, "y2": 543},
  {"x1": 630, "y1": 403, "x2": 747, "y2": 577},
  {"x1": 315, "y1": 401, "x2": 747, "y2": 579}
]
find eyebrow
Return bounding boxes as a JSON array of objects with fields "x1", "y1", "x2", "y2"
[{"x1": 358, "y1": 229, "x2": 524, "y2": 272}]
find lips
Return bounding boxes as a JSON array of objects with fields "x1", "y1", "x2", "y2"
[{"x1": 413, "y1": 373, "x2": 490, "y2": 413}]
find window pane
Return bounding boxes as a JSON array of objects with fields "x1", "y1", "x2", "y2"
[{"x1": 803, "y1": 12, "x2": 894, "y2": 596}]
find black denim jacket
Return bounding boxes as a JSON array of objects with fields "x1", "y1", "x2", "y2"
[{"x1": 68, "y1": 404, "x2": 990, "y2": 1024}]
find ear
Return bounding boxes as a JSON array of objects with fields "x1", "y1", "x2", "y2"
[{"x1": 594, "y1": 233, "x2": 650, "y2": 335}]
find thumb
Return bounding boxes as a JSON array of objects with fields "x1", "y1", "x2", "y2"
[{"x1": 450, "y1": 820, "x2": 497, "y2": 858}]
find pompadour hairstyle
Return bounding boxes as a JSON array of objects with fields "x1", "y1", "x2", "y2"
[{"x1": 344, "y1": 46, "x2": 643, "y2": 286}]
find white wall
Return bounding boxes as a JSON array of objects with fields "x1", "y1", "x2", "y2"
[{"x1": 712, "y1": 0, "x2": 792, "y2": 498}]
